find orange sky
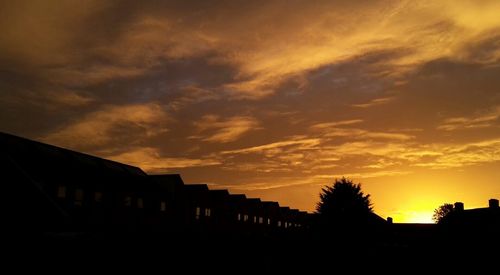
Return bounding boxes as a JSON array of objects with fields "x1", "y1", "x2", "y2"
[{"x1": 1, "y1": 0, "x2": 500, "y2": 223}]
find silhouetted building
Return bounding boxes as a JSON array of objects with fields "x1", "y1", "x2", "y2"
[
  {"x1": 490, "y1": 199, "x2": 499, "y2": 208},
  {"x1": 454, "y1": 201, "x2": 464, "y2": 211},
  {"x1": 262, "y1": 201, "x2": 280, "y2": 228},
  {"x1": 442, "y1": 200, "x2": 500, "y2": 229},
  {"x1": 1, "y1": 131, "x2": 313, "y2": 239},
  {"x1": 1, "y1": 131, "x2": 153, "y2": 232}
]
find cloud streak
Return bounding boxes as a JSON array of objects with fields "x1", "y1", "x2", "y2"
[
  {"x1": 352, "y1": 97, "x2": 394, "y2": 108},
  {"x1": 437, "y1": 106, "x2": 500, "y2": 131},
  {"x1": 108, "y1": 147, "x2": 221, "y2": 173},
  {"x1": 193, "y1": 115, "x2": 260, "y2": 143},
  {"x1": 41, "y1": 103, "x2": 169, "y2": 149}
]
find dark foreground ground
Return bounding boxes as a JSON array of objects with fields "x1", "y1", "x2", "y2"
[{"x1": 4, "y1": 230, "x2": 499, "y2": 272}]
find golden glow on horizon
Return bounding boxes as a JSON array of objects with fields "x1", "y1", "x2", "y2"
[
  {"x1": 397, "y1": 211, "x2": 433, "y2": 224},
  {"x1": 402, "y1": 211, "x2": 434, "y2": 223}
]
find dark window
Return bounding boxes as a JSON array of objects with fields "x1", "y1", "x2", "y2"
[
  {"x1": 124, "y1": 196, "x2": 132, "y2": 207},
  {"x1": 57, "y1": 186, "x2": 66, "y2": 199},
  {"x1": 75, "y1": 189, "x2": 84, "y2": 206},
  {"x1": 94, "y1": 192, "x2": 103, "y2": 202}
]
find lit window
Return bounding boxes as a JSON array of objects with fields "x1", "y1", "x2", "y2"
[
  {"x1": 94, "y1": 192, "x2": 103, "y2": 202},
  {"x1": 253, "y1": 216, "x2": 257, "y2": 223},
  {"x1": 124, "y1": 196, "x2": 132, "y2": 207},
  {"x1": 137, "y1": 198, "x2": 144, "y2": 209},
  {"x1": 195, "y1": 207, "x2": 201, "y2": 219},
  {"x1": 244, "y1": 214, "x2": 249, "y2": 222},
  {"x1": 284, "y1": 222, "x2": 288, "y2": 228},
  {"x1": 237, "y1": 213, "x2": 241, "y2": 221},
  {"x1": 160, "y1": 201, "x2": 167, "y2": 212},
  {"x1": 57, "y1": 186, "x2": 66, "y2": 199},
  {"x1": 278, "y1": 221, "x2": 282, "y2": 227},
  {"x1": 75, "y1": 189, "x2": 84, "y2": 206},
  {"x1": 258, "y1": 217, "x2": 263, "y2": 224},
  {"x1": 267, "y1": 218, "x2": 271, "y2": 225},
  {"x1": 205, "y1": 208, "x2": 211, "y2": 217}
]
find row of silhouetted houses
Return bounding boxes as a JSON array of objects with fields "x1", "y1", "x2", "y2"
[
  {"x1": 2, "y1": 131, "x2": 499, "y2": 244},
  {"x1": 1, "y1": 132, "x2": 310, "y2": 235}
]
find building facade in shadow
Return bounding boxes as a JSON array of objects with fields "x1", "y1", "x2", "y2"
[{"x1": 1, "y1": 132, "x2": 310, "y2": 240}]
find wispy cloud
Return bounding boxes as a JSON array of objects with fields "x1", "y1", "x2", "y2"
[
  {"x1": 216, "y1": 1, "x2": 500, "y2": 98},
  {"x1": 108, "y1": 147, "x2": 221, "y2": 173},
  {"x1": 4, "y1": 1, "x2": 500, "y2": 100},
  {"x1": 167, "y1": 86, "x2": 220, "y2": 112},
  {"x1": 437, "y1": 106, "x2": 500, "y2": 131},
  {"x1": 222, "y1": 137, "x2": 321, "y2": 155},
  {"x1": 413, "y1": 138, "x2": 500, "y2": 169},
  {"x1": 41, "y1": 103, "x2": 169, "y2": 149},
  {"x1": 192, "y1": 115, "x2": 260, "y2": 143},
  {"x1": 323, "y1": 129, "x2": 414, "y2": 141},
  {"x1": 314, "y1": 170, "x2": 411, "y2": 180},
  {"x1": 352, "y1": 97, "x2": 393, "y2": 108},
  {"x1": 311, "y1": 120, "x2": 414, "y2": 141},
  {"x1": 0, "y1": 89, "x2": 95, "y2": 110},
  {"x1": 310, "y1": 119, "x2": 363, "y2": 129}
]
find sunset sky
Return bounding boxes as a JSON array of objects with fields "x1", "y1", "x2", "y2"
[{"x1": 2, "y1": 0, "x2": 500, "y2": 223}]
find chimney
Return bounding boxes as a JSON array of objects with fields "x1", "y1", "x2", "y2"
[
  {"x1": 454, "y1": 202, "x2": 464, "y2": 211},
  {"x1": 387, "y1": 217, "x2": 393, "y2": 224},
  {"x1": 489, "y1": 199, "x2": 499, "y2": 208}
]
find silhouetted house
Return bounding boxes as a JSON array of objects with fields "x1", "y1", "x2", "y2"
[
  {"x1": 278, "y1": 207, "x2": 290, "y2": 229},
  {"x1": 228, "y1": 194, "x2": 248, "y2": 229},
  {"x1": 297, "y1": 211, "x2": 311, "y2": 229},
  {"x1": 441, "y1": 200, "x2": 500, "y2": 234},
  {"x1": 1, "y1": 131, "x2": 153, "y2": 232},
  {"x1": 244, "y1": 198, "x2": 263, "y2": 228},
  {"x1": 289, "y1": 209, "x2": 314, "y2": 229},
  {"x1": 288, "y1": 209, "x2": 300, "y2": 229},
  {"x1": 207, "y1": 189, "x2": 231, "y2": 230},
  {"x1": 262, "y1": 201, "x2": 280, "y2": 228},
  {"x1": 183, "y1": 184, "x2": 211, "y2": 227},
  {"x1": 368, "y1": 212, "x2": 388, "y2": 226},
  {"x1": 149, "y1": 174, "x2": 185, "y2": 230},
  {"x1": 2, "y1": 131, "x2": 314, "y2": 238}
]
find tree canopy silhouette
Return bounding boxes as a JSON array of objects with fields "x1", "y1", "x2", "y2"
[
  {"x1": 432, "y1": 203, "x2": 454, "y2": 223},
  {"x1": 316, "y1": 178, "x2": 373, "y2": 226}
]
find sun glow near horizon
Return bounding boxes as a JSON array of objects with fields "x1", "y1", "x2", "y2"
[{"x1": 393, "y1": 211, "x2": 434, "y2": 224}]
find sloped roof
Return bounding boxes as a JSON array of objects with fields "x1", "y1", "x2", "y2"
[{"x1": 0, "y1": 132, "x2": 148, "y2": 188}]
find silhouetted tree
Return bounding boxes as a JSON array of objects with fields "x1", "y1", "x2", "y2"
[
  {"x1": 432, "y1": 203, "x2": 454, "y2": 223},
  {"x1": 316, "y1": 178, "x2": 373, "y2": 226}
]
